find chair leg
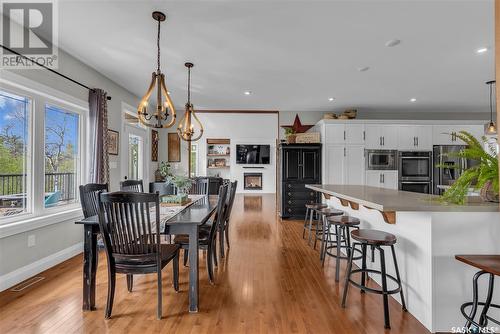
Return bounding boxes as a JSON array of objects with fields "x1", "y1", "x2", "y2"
[
  {"x1": 219, "y1": 226, "x2": 225, "y2": 259},
  {"x1": 173, "y1": 252, "x2": 179, "y2": 292},
  {"x1": 126, "y1": 274, "x2": 133, "y2": 292},
  {"x1": 341, "y1": 243, "x2": 356, "y2": 308},
  {"x1": 207, "y1": 246, "x2": 214, "y2": 284},
  {"x1": 183, "y1": 249, "x2": 189, "y2": 267},
  {"x1": 212, "y1": 238, "x2": 218, "y2": 267},
  {"x1": 390, "y1": 245, "x2": 407, "y2": 311},
  {"x1": 225, "y1": 224, "x2": 230, "y2": 249},
  {"x1": 303, "y1": 208, "x2": 309, "y2": 239},
  {"x1": 379, "y1": 247, "x2": 391, "y2": 329},
  {"x1": 105, "y1": 267, "x2": 116, "y2": 319},
  {"x1": 157, "y1": 268, "x2": 162, "y2": 320}
]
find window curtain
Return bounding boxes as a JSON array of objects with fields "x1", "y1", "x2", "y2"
[{"x1": 88, "y1": 89, "x2": 109, "y2": 184}]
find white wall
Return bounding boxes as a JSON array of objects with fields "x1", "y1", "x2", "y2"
[{"x1": 192, "y1": 113, "x2": 279, "y2": 193}]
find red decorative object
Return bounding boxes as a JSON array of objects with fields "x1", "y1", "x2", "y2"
[{"x1": 281, "y1": 114, "x2": 314, "y2": 133}]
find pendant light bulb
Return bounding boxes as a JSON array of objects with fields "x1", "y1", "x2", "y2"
[
  {"x1": 137, "y1": 11, "x2": 176, "y2": 128},
  {"x1": 177, "y1": 62, "x2": 204, "y2": 142},
  {"x1": 484, "y1": 80, "x2": 497, "y2": 135}
]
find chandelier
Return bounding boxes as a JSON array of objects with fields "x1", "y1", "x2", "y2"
[
  {"x1": 137, "y1": 11, "x2": 176, "y2": 128},
  {"x1": 177, "y1": 62, "x2": 204, "y2": 141}
]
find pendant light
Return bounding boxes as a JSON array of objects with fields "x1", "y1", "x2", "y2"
[
  {"x1": 177, "y1": 62, "x2": 204, "y2": 141},
  {"x1": 137, "y1": 11, "x2": 176, "y2": 128},
  {"x1": 485, "y1": 80, "x2": 497, "y2": 135}
]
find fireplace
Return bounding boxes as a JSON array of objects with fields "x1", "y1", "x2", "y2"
[{"x1": 244, "y1": 173, "x2": 263, "y2": 190}]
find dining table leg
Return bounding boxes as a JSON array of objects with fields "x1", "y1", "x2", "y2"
[
  {"x1": 83, "y1": 224, "x2": 99, "y2": 310},
  {"x1": 188, "y1": 224, "x2": 199, "y2": 312}
]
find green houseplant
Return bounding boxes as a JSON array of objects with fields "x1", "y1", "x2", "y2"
[
  {"x1": 284, "y1": 128, "x2": 296, "y2": 143},
  {"x1": 440, "y1": 131, "x2": 498, "y2": 204},
  {"x1": 167, "y1": 175, "x2": 192, "y2": 195},
  {"x1": 159, "y1": 161, "x2": 172, "y2": 180}
]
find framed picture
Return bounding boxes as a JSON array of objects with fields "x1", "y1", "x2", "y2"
[
  {"x1": 107, "y1": 129, "x2": 119, "y2": 156},
  {"x1": 168, "y1": 133, "x2": 181, "y2": 162},
  {"x1": 151, "y1": 130, "x2": 159, "y2": 162}
]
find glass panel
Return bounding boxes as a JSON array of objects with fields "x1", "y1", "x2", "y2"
[
  {"x1": 401, "y1": 158, "x2": 430, "y2": 177},
  {"x1": 0, "y1": 91, "x2": 30, "y2": 218},
  {"x1": 190, "y1": 144, "x2": 197, "y2": 177},
  {"x1": 128, "y1": 134, "x2": 142, "y2": 180},
  {"x1": 44, "y1": 105, "x2": 79, "y2": 208}
]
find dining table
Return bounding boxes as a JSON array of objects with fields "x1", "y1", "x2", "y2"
[{"x1": 75, "y1": 194, "x2": 218, "y2": 313}]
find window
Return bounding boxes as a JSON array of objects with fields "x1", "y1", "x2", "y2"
[
  {"x1": 44, "y1": 105, "x2": 80, "y2": 208},
  {"x1": 0, "y1": 91, "x2": 30, "y2": 218},
  {"x1": 190, "y1": 143, "x2": 198, "y2": 177},
  {"x1": 128, "y1": 134, "x2": 143, "y2": 180},
  {"x1": 0, "y1": 74, "x2": 87, "y2": 225}
]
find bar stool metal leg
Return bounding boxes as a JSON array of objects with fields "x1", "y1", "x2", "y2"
[
  {"x1": 307, "y1": 210, "x2": 315, "y2": 245},
  {"x1": 302, "y1": 208, "x2": 310, "y2": 239},
  {"x1": 379, "y1": 247, "x2": 391, "y2": 329},
  {"x1": 479, "y1": 273, "x2": 495, "y2": 327},
  {"x1": 391, "y1": 245, "x2": 407, "y2": 311},
  {"x1": 341, "y1": 242, "x2": 357, "y2": 308},
  {"x1": 360, "y1": 243, "x2": 367, "y2": 293},
  {"x1": 335, "y1": 225, "x2": 342, "y2": 282},
  {"x1": 320, "y1": 215, "x2": 327, "y2": 261}
]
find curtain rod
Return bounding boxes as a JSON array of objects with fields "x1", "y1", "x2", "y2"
[{"x1": 0, "y1": 44, "x2": 112, "y2": 101}]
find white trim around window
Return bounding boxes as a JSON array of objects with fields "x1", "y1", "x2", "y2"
[{"x1": 0, "y1": 70, "x2": 88, "y2": 236}]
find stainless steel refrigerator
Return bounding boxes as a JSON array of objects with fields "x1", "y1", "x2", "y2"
[{"x1": 432, "y1": 145, "x2": 473, "y2": 195}]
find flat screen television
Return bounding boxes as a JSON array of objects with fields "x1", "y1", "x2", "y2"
[{"x1": 236, "y1": 145, "x2": 270, "y2": 164}]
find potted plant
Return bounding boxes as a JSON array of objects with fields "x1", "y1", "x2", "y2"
[
  {"x1": 168, "y1": 175, "x2": 192, "y2": 196},
  {"x1": 440, "y1": 131, "x2": 498, "y2": 204},
  {"x1": 285, "y1": 128, "x2": 296, "y2": 143},
  {"x1": 159, "y1": 161, "x2": 172, "y2": 180}
]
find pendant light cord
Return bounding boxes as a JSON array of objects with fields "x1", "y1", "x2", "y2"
[
  {"x1": 157, "y1": 19, "x2": 161, "y2": 73},
  {"x1": 187, "y1": 66, "x2": 191, "y2": 104},
  {"x1": 490, "y1": 81, "x2": 495, "y2": 122}
]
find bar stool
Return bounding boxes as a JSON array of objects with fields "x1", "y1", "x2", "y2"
[
  {"x1": 455, "y1": 255, "x2": 500, "y2": 331},
  {"x1": 323, "y1": 215, "x2": 363, "y2": 282},
  {"x1": 315, "y1": 207, "x2": 343, "y2": 251},
  {"x1": 341, "y1": 229, "x2": 407, "y2": 329},
  {"x1": 303, "y1": 203, "x2": 327, "y2": 243}
]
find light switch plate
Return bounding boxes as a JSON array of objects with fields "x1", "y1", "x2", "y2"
[{"x1": 27, "y1": 234, "x2": 36, "y2": 248}]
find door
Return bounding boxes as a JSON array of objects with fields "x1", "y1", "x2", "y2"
[
  {"x1": 345, "y1": 124, "x2": 365, "y2": 145},
  {"x1": 380, "y1": 126, "x2": 398, "y2": 148},
  {"x1": 381, "y1": 171, "x2": 398, "y2": 189},
  {"x1": 123, "y1": 124, "x2": 148, "y2": 182},
  {"x1": 301, "y1": 148, "x2": 320, "y2": 182},
  {"x1": 364, "y1": 125, "x2": 381, "y2": 149},
  {"x1": 365, "y1": 171, "x2": 382, "y2": 187},
  {"x1": 325, "y1": 124, "x2": 345, "y2": 144},
  {"x1": 345, "y1": 145, "x2": 365, "y2": 185},
  {"x1": 414, "y1": 126, "x2": 432, "y2": 150},
  {"x1": 283, "y1": 148, "x2": 301, "y2": 181},
  {"x1": 326, "y1": 145, "x2": 345, "y2": 184}
]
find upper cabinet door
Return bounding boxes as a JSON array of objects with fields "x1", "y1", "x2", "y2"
[
  {"x1": 380, "y1": 126, "x2": 398, "y2": 149},
  {"x1": 432, "y1": 125, "x2": 455, "y2": 145},
  {"x1": 283, "y1": 148, "x2": 301, "y2": 181},
  {"x1": 325, "y1": 124, "x2": 346, "y2": 144},
  {"x1": 397, "y1": 125, "x2": 432, "y2": 150},
  {"x1": 301, "y1": 148, "x2": 320, "y2": 182},
  {"x1": 414, "y1": 126, "x2": 433, "y2": 150},
  {"x1": 345, "y1": 124, "x2": 365, "y2": 145},
  {"x1": 364, "y1": 125, "x2": 382, "y2": 149}
]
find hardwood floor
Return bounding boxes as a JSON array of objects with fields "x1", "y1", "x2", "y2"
[{"x1": 0, "y1": 194, "x2": 429, "y2": 334}]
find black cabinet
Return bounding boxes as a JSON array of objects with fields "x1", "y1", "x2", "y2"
[{"x1": 279, "y1": 143, "x2": 321, "y2": 219}]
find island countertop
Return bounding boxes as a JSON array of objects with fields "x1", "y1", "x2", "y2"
[{"x1": 305, "y1": 184, "x2": 500, "y2": 213}]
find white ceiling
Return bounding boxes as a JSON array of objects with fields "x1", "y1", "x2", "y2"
[{"x1": 56, "y1": 0, "x2": 495, "y2": 113}]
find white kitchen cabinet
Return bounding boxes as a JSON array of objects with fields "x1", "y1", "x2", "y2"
[
  {"x1": 432, "y1": 125, "x2": 484, "y2": 145},
  {"x1": 325, "y1": 124, "x2": 364, "y2": 145},
  {"x1": 365, "y1": 125, "x2": 399, "y2": 149},
  {"x1": 325, "y1": 145, "x2": 364, "y2": 185},
  {"x1": 397, "y1": 125, "x2": 432, "y2": 150},
  {"x1": 365, "y1": 170, "x2": 398, "y2": 189},
  {"x1": 345, "y1": 145, "x2": 365, "y2": 185}
]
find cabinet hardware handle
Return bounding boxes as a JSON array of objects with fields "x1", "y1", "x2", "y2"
[
  {"x1": 344, "y1": 130, "x2": 346, "y2": 141},
  {"x1": 379, "y1": 136, "x2": 382, "y2": 146},
  {"x1": 310, "y1": 192, "x2": 314, "y2": 196},
  {"x1": 287, "y1": 192, "x2": 291, "y2": 196},
  {"x1": 344, "y1": 147, "x2": 346, "y2": 156},
  {"x1": 363, "y1": 131, "x2": 365, "y2": 141},
  {"x1": 379, "y1": 173, "x2": 382, "y2": 183},
  {"x1": 288, "y1": 200, "x2": 292, "y2": 204},
  {"x1": 382, "y1": 173, "x2": 385, "y2": 183},
  {"x1": 416, "y1": 137, "x2": 419, "y2": 146},
  {"x1": 288, "y1": 184, "x2": 291, "y2": 188},
  {"x1": 413, "y1": 137, "x2": 416, "y2": 146}
]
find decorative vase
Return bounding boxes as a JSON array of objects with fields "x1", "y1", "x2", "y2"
[
  {"x1": 286, "y1": 134, "x2": 296, "y2": 144},
  {"x1": 480, "y1": 180, "x2": 500, "y2": 203}
]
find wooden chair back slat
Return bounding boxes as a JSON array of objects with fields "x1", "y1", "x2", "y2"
[
  {"x1": 79, "y1": 183, "x2": 108, "y2": 218},
  {"x1": 189, "y1": 178, "x2": 209, "y2": 195},
  {"x1": 120, "y1": 179, "x2": 144, "y2": 193},
  {"x1": 98, "y1": 192, "x2": 160, "y2": 259}
]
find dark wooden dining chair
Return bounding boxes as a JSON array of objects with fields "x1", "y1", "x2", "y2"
[
  {"x1": 79, "y1": 183, "x2": 108, "y2": 218},
  {"x1": 219, "y1": 180, "x2": 237, "y2": 258},
  {"x1": 97, "y1": 191, "x2": 180, "y2": 319},
  {"x1": 174, "y1": 184, "x2": 228, "y2": 284},
  {"x1": 189, "y1": 178, "x2": 209, "y2": 195},
  {"x1": 120, "y1": 179, "x2": 144, "y2": 192}
]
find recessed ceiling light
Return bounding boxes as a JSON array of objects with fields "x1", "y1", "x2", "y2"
[
  {"x1": 385, "y1": 39, "x2": 401, "y2": 47},
  {"x1": 244, "y1": 91, "x2": 252, "y2": 95},
  {"x1": 410, "y1": 98, "x2": 417, "y2": 102},
  {"x1": 328, "y1": 97, "x2": 334, "y2": 101},
  {"x1": 476, "y1": 47, "x2": 488, "y2": 54},
  {"x1": 358, "y1": 66, "x2": 370, "y2": 72}
]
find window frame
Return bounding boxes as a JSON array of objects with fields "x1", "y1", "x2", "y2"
[{"x1": 0, "y1": 71, "x2": 88, "y2": 228}]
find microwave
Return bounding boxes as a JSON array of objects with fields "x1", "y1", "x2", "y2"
[{"x1": 365, "y1": 150, "x2": 398, "y2": 170}]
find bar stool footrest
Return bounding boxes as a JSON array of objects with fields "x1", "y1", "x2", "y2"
[
  {"x1": 347, "y1": 268, "x2": 402, "y2": 295},
  {"x1": 460, "y1": 302, "x2": 500, "y2": 327},
  {"x1": 325, "y1": 245, "x2": 363, "y2": 261}
]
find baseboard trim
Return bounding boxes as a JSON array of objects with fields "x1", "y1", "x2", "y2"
[{"x1": 0, "y1": 242, "x2": 83, "y2": 292}]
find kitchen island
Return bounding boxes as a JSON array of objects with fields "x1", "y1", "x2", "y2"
[{"x1": 306, "y1": 184, "x2": 500, "y2": 333}]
